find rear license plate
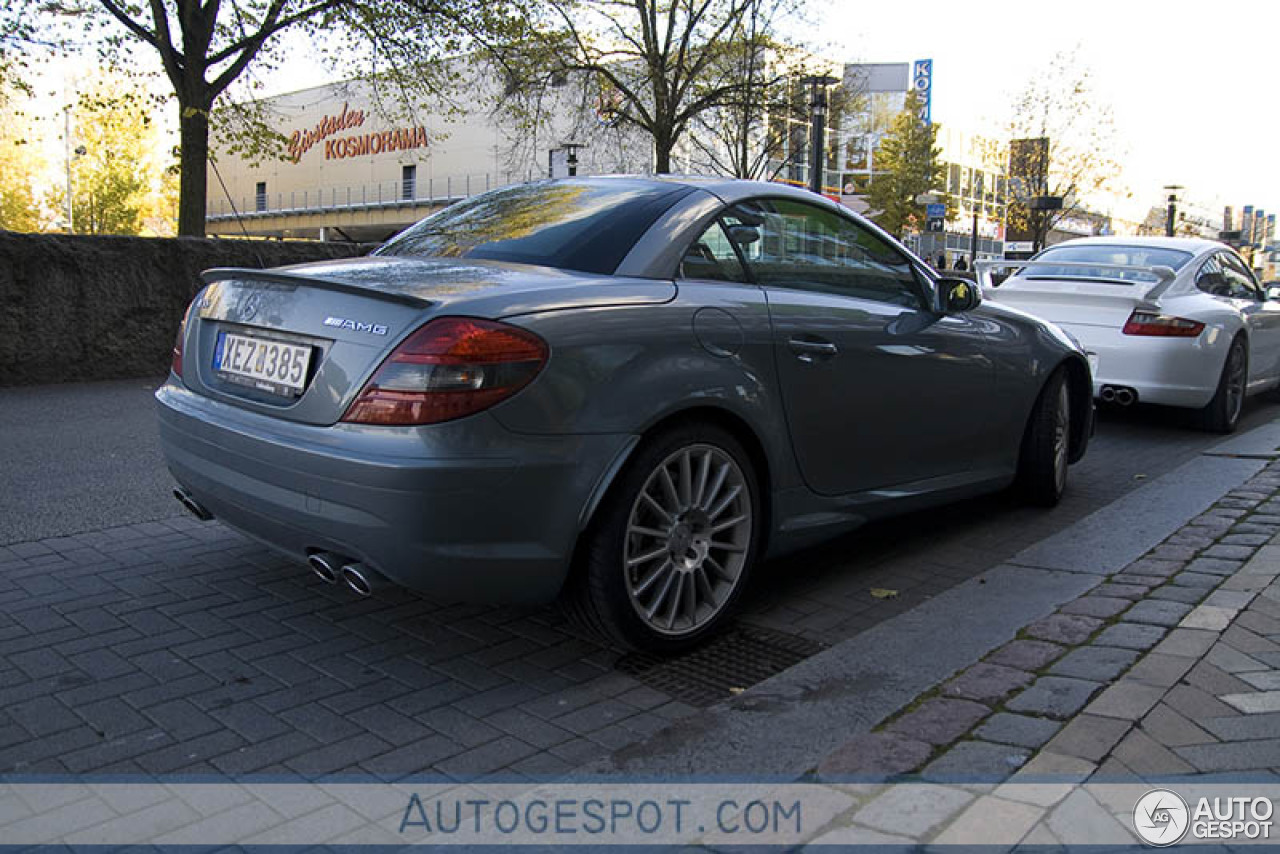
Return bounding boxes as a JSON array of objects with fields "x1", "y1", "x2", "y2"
[{"x1": 214, "y1": 331, "x2": 312, "y2": 397}]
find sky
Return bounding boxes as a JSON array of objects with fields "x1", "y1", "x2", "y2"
[
  {"x1": 27, "y1": 0, "x2": 1279, "y2": 231},
  {"x1": 820, "y1": 0, "x2": 1280, "y2": 224}
]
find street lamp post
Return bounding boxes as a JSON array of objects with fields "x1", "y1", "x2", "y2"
[
  {"x1": 1164, "y1": 184, "x2": 1183, "y2": 237},
  {"x1": 802, "y1": 75, "x2": 839, "y2": 196},
  {"x1": 970, "y1": 206, "x2": 979, "y2": 269},
  {"x1": 64, "y1": 106, "x2": 75, "y2": 233}
]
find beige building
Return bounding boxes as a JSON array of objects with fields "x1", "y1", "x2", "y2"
[{"x1": 207, "y1": 71, "x2": 651, "y2": 241}]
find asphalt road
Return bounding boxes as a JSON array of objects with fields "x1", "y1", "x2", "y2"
[
  {"x1": 2, "y1": 376, "x2": 1279, "y2": 551},
  {"x1": 0, "y1": 377, "x2": 178, "y2": 544}
]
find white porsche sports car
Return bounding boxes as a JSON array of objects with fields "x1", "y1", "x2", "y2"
[{"x1": 983, "y1": 236, "x2": 1280, "y2": 433}]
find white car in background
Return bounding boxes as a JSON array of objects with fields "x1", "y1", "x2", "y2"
[{"x1": 983, "y1": 236, "x2": 1280, "y2": 433}]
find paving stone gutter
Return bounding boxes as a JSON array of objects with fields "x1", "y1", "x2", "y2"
[
  {"x1": 816, "y1": 466, "x2": 1280, "y2": 785},
  {"x1": 792, "y1": 463, "x2": 1280, "y2": 845}
]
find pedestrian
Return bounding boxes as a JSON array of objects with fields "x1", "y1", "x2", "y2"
[
  {"x1": 935, "y1": 252, "x2": 947, "y2": 270},
  {"x1": 954, "y1": 256, "x2": 968, "y2": 272}
]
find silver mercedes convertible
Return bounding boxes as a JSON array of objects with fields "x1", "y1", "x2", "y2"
[{"x1": 156, "y1": 176, "x2": 1092, "y2": 651}]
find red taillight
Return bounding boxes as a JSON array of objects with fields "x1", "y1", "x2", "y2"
[
  {"x1": 171, "y1": 299, "x2": 195, "y2": 378},
  {"x1": 341, "y1": 317, "x2": 549, "y2": 425},
  {"x1": 1122, "y1": 310, "x2": 1205, "y2": 337}
]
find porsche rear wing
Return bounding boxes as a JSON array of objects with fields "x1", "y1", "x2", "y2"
[{"x1": 974, "y1": 260, "x2": 1179, "y2": 302}]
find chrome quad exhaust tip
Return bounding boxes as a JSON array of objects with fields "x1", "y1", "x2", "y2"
[
  {"x1": 173, "y1": 487, "x2": 214, "y2": 521},
  {"x1": 341, "y1": 562, "x2": 387, "y2": 597},
  {"x1": 307, "y1": 552, "x2": 345, "y2": 584}
]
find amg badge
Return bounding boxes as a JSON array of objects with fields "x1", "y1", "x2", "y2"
[{"x1": 324, "y1": 316, "x2": 389, "y2": 336}]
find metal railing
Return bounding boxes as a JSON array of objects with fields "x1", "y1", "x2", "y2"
[{"x1": 206, "y1": 171, "x2": 539, "y2": 222}]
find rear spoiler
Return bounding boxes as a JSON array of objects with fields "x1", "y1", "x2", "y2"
[
  {"x1": 201, "y1": 267, "x2": 433, "y2": 308},
  {"x1": 974, "y1": 260, "x2": 1179, "y2": 301}
]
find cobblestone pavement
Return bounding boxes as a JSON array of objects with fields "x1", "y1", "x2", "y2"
[
  {"x1": 803, "y1": 459, "x2": 1280, "y2": 846},
  {"x1": 0, "y1": 390, "x2": 1274, "y2": 780}
]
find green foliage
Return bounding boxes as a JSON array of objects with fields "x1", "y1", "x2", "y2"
[
  {"x1": 0, "y1": 139, "x2": 41, "y2": 231},
  {"x1": 0, "y1": 84, "x2": 44, "y2": 231},
  {"x1": 866, "y1": 91, "x2": 945, "y2": 238},
  {"x1": 48, "y1": 81, "x2": 160, "y2": 235}
]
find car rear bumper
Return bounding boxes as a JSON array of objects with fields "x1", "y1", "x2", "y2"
[
  {"x1": 155, "y1": 379, "x2": 634, "y2": 604},
  {"x1": 1058, "y1": 322, "x2": 1226, "y2": 409}
]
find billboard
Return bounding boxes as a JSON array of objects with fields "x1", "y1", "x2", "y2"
[{"x1": 912, "y1": 59, "x2": 933, "y2": 125}]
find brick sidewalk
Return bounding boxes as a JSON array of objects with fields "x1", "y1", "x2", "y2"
[{"x1": 806, "y1": 460, "x2": 1280, "y2": 845}]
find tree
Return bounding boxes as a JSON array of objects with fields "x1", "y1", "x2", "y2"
[
  {"x1": 865, "y1": 91, "x2": 945, "y2": 238},
  {"x1": 22, "y1": 0, "x2": 519, "y2": 236},
  {"x1": 1001, "y1": 51, "x2": 1123, "y2": 251},
  {"x1": 0, "y1": 81, "x2": 41, "y2": 230},
  {"x1": 49, "y1": 82, "x2": 160, "y2": 235},
  {"x1": 510, "y1": 0, "x2": 805, "y2": 173},
  {"x1": 0, "y1": 130, "x2": 42, "y2": 232},
  {"x1": 681, "y1": 0, "x2": 819, "y2": 179}
]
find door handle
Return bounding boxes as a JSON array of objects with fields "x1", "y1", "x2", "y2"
[{"x1": 788, "y1": 337, "x2": 838, "y2": 361}]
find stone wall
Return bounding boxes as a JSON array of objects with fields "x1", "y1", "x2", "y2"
[{"x1": 0, "y1": 233, "x2": 370, "y2": 386}]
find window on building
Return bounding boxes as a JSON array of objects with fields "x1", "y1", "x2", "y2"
[
  {"x1": 948, "y1": 164, "x2": 961, "y2": 195},
  {"x1": 402, "y1": 165, "x2": 416, "y2": 201},
  {"x1": 255, "y1": 182, "x2": 267, "y2": 212}
]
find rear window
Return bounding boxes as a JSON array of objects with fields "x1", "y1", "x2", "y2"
[
  {"x1": 1021, "y1": 244, "x2": 1194, "y2": 284},
  {"x1": 375, "y1": 179, "x2": 693, "y2": 275}
]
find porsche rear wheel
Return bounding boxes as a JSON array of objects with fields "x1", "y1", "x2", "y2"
[{"x1": 1202, "y1": 337, "x2": 1247, "y2": 434}]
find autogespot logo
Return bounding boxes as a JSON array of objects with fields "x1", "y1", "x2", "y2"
[{"x1": 1134, "y1": 789, "x2": 1190, "y2": 846}]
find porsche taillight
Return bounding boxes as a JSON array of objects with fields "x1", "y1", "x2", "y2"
[
  {"x1": 341, "y1": 317, "x2": 548, "y2": 426},
  {"x1": 1122, "y1": 310, "x2": 1205, "y2": 338}
]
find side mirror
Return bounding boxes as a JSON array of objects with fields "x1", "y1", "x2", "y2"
[
  {"x1": 939, "y1": 277, "x2": 981, "y2": 313},
  {"x1": 726, "y1": 224, "x2": 760, "y2": 245},
  {"x1": 1267, "y1": 287, "x2": 1280, "y2": 302}
]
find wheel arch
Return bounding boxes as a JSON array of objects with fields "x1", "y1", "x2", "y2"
[
  {"x1": 1058, "y1": 354, "x2": 1093, "y2": 463},
  {"x1": 570, "y1": 404, "x2": 775, "y2": 570}
]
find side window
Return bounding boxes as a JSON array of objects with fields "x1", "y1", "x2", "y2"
[
  {"x1": 1221, "y1": 253, "x2": 1261, "y2": 300},
  {"x1": 678, "y1": 220, "x2": 747, "y2": 283},
  {"x1": 1196, "y1": 255, "x2": 1228, "y2": 297},
  {"x1": 732, "y1": 198, "x2": 926, "y2": 309}
]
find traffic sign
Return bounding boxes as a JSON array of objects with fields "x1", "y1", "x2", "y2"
[{"x1": 926, "y1": 203, "x2": 946, "y2": 218}]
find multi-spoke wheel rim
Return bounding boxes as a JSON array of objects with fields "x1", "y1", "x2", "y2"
[
  {"x1": 623, "y1": 443, "x2": 752, "y2": 637},
  {"x1": 1226, "y1": 344, "x2": 1246, "y2": 424},
  {"x1": 1052, "y1": 382, "x2": 1071, "y2": 494}
]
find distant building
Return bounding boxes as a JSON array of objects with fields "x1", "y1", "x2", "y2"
[{"x1": 204, "y1": 67, "x2": 651, "y2": 241}]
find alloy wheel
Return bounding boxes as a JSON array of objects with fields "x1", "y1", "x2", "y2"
[
  {"x1": 1052, "y1": 381, "x2": 1070, "y2": 495},
  {"x1": 623, "y1": 443, "x2": 752, "y2": 637},
  {"x1": 1226, "y1": 343, "x2": 1246, "y2": 425}
]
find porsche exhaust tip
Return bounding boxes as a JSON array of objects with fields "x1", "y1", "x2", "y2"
[
  {"x1": 173, "y1": 487, "x2": 214, "y2": 521},
  {"x1": 1100, "y1": 385, "x2": 1137, "y2": 407},
  {"x1": 307, "y1": 552, "x2": 344, "y2": 584},
  {"x1": 341, "y1": 562, "x2": 387, "y2": 597}
]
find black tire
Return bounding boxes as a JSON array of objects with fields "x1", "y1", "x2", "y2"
[
  {"x1": 564, "y1": 423, "x2": 761, "y2": 653},
  {"x1": 1201, "y1": 338, "x2": 1247, "y2": 434},
  {"x1": 1017, "y1": 367, "x2": 1072, "y2": 507}
]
